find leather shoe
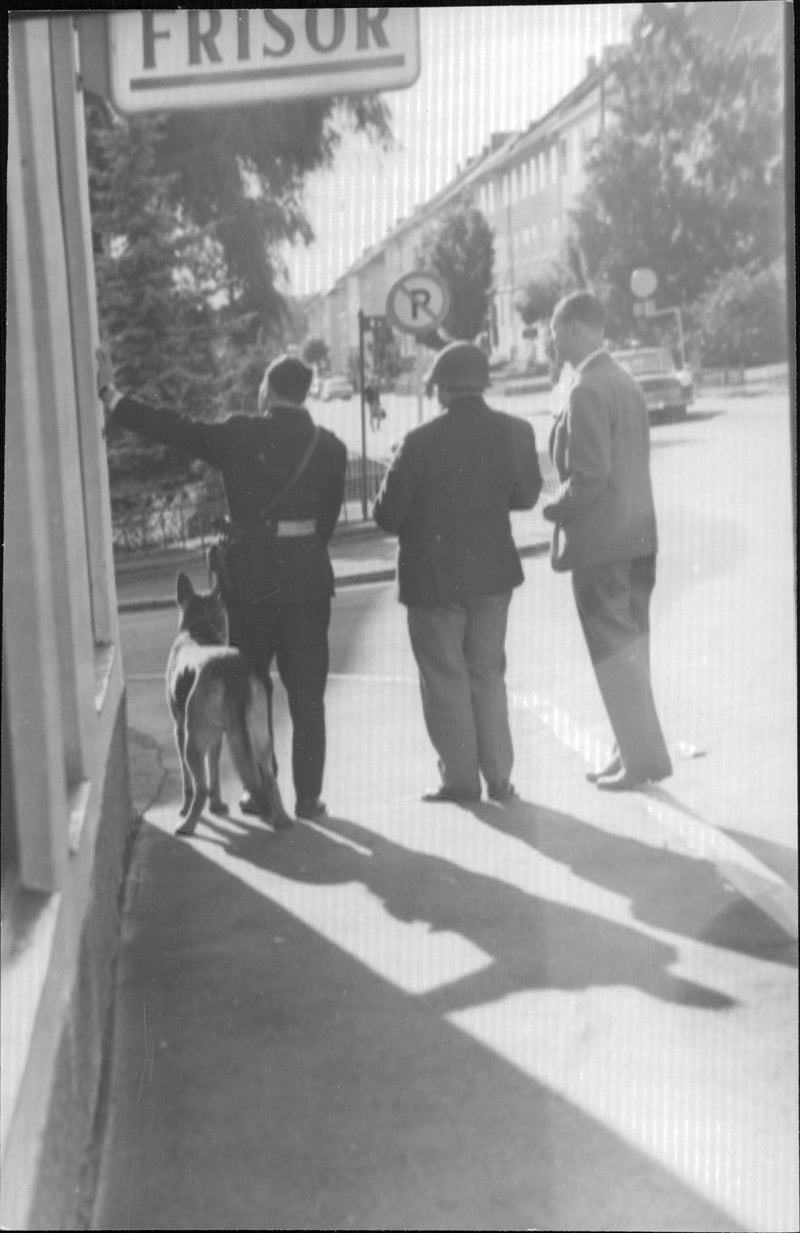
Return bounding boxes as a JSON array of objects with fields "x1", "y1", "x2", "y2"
[
  {"x1": 585, "y1": 755, "x2": 622, "y2": 784},
  {"x1": 422, "y1": 786, "x2": 480, "y2": 803},
  {"x1": 296, "y1": 797, "x2": 327, "y2": 820},
  {"x1": 487, "y1": 782, "x2": 518, "y2": 803},
  {"x1": 596, "y1": 763, "x2": 672, "y2": 791}
]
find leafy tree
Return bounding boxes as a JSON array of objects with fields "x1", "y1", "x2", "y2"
[
  {"x1": 416, "y1": 205, "x2": 495, "y2": 341},
  {"x1": 696, "y1": 264, "x2": 788, "y2": 367},
  {"x1": 570, "y1": 2, "x2": 784, "y2": 333},
  {"x1": 87, "y1": 93, "x2": 391, "y2": 333},
  {"x1": 303, "y1": 337, "x2": 330, "y2": 369},
  {"x1": 516, "y1": 264, "x2": 577, "y2": 327},
  {"x1": 88, "y1": 106, "x2": 220, "y2": 510},
  {"x1": 85, "y1": 90, "x2": 391, "y2": 520}
]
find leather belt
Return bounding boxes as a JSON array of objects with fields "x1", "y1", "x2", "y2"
[{"x1": 275, "y1": 519, "x2": 316, "y2": 538}]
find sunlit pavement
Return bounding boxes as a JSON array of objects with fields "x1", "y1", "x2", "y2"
[{"x1": 93, "y1": 387, "x2": 797, "y2": 1231}]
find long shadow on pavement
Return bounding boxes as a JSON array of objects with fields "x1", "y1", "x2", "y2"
[
  {"x1": 208, "y1": 810, "x2": 737, "y2": 1016},
  {"x1": 465, "y1": 798, "x2": 796, "y2": 967},
  {"x1": 95, "y1": 813, "x2": 743, "y2": 1232}
]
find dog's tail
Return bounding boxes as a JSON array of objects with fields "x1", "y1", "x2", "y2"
[{"x1": 237, "y1": 677, "x2": 292, "y2": 828}]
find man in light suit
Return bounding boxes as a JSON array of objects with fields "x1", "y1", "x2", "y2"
[
  {"x1": 543, "y1": 292, "x2": 672, "y2": 791},
  {"x1": 374, "y1": 341, "x2": 542, "y2": 803}
]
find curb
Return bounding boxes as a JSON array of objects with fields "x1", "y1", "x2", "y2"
[
  {"x1": 116, "y1": 541, "x2": 550, "y2": 613},
  {"x1": 113, "y1": 521, "x2": 385, "y2": 576}
]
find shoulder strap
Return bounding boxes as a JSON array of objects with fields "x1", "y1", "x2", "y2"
[{"x1": 262, "y1": 424, "x2": 321, "y2": 518}]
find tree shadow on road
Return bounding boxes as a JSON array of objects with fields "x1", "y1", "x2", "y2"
[
  {"x1": 466, "y1": 797, "x2": 796, "y2": 968},
  {"x1": 203, "y1": 808, "x2": 738, "y2": 1016}
]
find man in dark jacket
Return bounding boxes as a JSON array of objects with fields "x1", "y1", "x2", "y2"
[
  {"x1": 543, "y1": 291, "x2": 672, "y2": 791},
  {"x1": 97, "y1": 346, "x2": 347, "y2": 820},
  {"x1": 373, "y1": 341, "x2": 542, "y2": 803}
]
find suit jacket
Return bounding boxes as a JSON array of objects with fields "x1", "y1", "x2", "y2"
[
  {"x1": 373, "y1": 394, "x2": 542, "y2": 607},
  {"x1": 546, "y1": 352, "x2": 658, "y2": 572},
  {"x1": 113, "y1": 396, "x2": 347, "y2": 602}
]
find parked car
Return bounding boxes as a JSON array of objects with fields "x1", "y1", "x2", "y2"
[
  {"x1": 320, "y1": 376, "x2": 354, "y2": 401},
  {"x1": 611, "y1": 347, "x2": 693, "y2": 419}
]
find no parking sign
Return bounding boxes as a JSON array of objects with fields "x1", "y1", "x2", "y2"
[{"x1": 386, "y1": 271, "x2": 450, "y2": 335}]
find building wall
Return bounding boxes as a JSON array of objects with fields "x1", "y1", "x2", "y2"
[{"x1": 2, "y1": 16, "x2": 133, "y2": 1229}]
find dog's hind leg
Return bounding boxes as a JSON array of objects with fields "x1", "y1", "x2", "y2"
[
  {"x1": 170, "y1": 711, "x2": 193, "y2": 817},
  {"x1": 176, "y1": 731, "x2": 208, "y2": 836},
  {"x1": 207, "y1": 737, "x2": 229, "y2": 815}
]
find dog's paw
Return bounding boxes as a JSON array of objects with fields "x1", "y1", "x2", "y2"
[{"x1": 209, "y1": 799, "x2": 229, "y2": 816}]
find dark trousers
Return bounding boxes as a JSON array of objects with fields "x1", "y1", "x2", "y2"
[
  {"x1": 571, "y1": 554, "x2": 670, "y2": 773},
  {"x1": 230, "y1": 595, "x2": 331, "y2": 804}
]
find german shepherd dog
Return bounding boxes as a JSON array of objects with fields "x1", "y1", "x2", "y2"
[{"x1": 166, "y1": 572, "x2": 292, "y2": 837}]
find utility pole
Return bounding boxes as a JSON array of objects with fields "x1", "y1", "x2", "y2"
[{"x1": 357, "y1": 310, "x2": 368, "y2": 519}]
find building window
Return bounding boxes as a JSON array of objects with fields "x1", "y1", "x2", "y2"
[
  {"x1": 530, "y1": 156, "x2": 538, "y2": 194},
  {"x1": 559, "y1": 137, "x2": 569, "y2": 176},
  {"x1": 521, "y1": 162, "x2": 528, "y2": 198}
]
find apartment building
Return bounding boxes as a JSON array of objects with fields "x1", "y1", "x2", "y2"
[{"x1": 310, "y1": 54, "x2": 610, "y2": 371}]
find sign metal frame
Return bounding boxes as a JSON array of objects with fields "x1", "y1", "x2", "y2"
[{"x1": 105, "y1": 9, "x2": 421, "y2": 114}]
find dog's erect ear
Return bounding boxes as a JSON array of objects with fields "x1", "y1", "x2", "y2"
[{"x1": 176, "y1": 573, "x2": 194, "y2": 608}]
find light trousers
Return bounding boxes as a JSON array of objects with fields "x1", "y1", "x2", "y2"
[
  {"x1": 572, "y1": 554, "x2": 670, "y2": 773},
  {"x1": 407, "y1": 591, "x2": 514, "y2": 793}
]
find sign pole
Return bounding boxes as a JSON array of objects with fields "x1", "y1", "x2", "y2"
[
  {"x1": 385, "y1": 270, "x2": 450, "y2": 428},
  {"x1": 358, "y1": 310, "x2": 368, "y2": 520}
]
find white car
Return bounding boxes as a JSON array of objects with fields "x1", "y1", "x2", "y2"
[{"x1": 612, "y1": 347, "x2": 693, "y2": 419}]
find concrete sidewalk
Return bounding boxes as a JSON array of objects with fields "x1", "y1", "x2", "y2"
[{"x1": 91, "y1": 619, "x2": 797, "y2": 1230}]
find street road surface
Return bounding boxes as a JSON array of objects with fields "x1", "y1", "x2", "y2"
[{"x1": 113, "y1": 385, "x2": 797, "y2": 1230}]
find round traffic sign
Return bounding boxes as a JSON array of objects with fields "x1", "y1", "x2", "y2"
[
  {"x1": 386, "y1": 271, "x2": 450, "y2": 335},
  {"x1": 630, "y1": 267, "x2": 658, "y2": 299}
]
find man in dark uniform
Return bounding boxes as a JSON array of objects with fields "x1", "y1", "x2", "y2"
[
  {"x1": 373, "y1": 341, "x2": 542, "y2": 803},
  {"x1": 97, "y1": 346, "x2": 347, "y2": 820}
]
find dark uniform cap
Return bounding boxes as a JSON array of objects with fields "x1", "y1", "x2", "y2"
[
  {"x1": 427, "y1": 341, "x2": 490, "y2": 392},
  {"x1": 266, "y1": 354, "x2": 314, "y2": 403}
]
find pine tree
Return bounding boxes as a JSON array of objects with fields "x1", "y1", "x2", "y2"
[
  {"x1": 417, "y1": 205, "x2": 495, "y2": 341},
  {"x1": 87, "y1": 102, "x2": 219, "y2": 512}
]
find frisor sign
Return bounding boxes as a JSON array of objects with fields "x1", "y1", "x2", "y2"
[{"x1": 107, "y1": 9, "x2": 420, "y2": 113}]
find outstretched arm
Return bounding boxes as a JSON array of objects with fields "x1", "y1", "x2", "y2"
[{"x1": 96, "y1": 345, "x2": 227, "y2": 466}]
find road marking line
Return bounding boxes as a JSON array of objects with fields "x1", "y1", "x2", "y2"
[{"x1": 508, "y1": 685, "x2": 798, "y2": 940}]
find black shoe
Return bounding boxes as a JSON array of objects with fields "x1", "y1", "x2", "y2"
[
  {"x1": 596, "y1": 763, "x2": 672, "y2": 791},
  {"x1": 296, "y1": 797, "x2": 327, "y2": 820},
  {"x1": 586, "y1": 755, "x2": 622, "y2": 784},
  {"x1": 422, "y1": 786, "x2": 480, "y2": 803},
  {"x1": 487, "y1": 782, "x2": 518, "y2": 803}
]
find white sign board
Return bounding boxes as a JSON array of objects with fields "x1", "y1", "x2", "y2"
[
  {"x1": 630, "y1": 267, "x2": 658, "y2": 299},
  {"x1": 386, "y1": 271, "x2": 450, "y2": 335},
  {"x1": 107, "y1": 9, "x2": 421, "y2": 113}
]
